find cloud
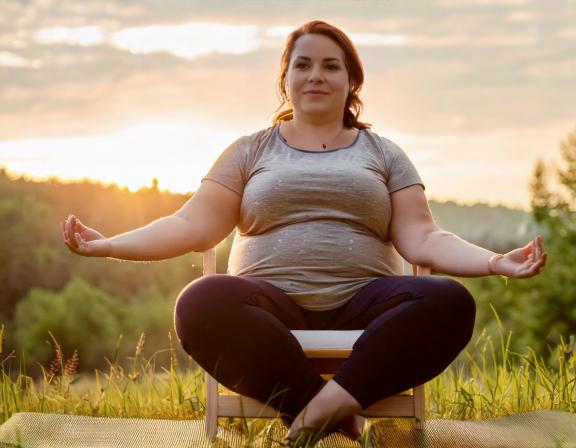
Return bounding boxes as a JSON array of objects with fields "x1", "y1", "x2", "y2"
[
  {"x1": 0, "y1": 52, "x2": 41, "y2": 68},
  {"x1": 437, "y1": 0, "x2": 530, "y2": 6},
  {"x1": 559, "y1": 28, "x2": 576, "y2": 39},
  {"x1": 351, "y1": 33, "x2": 408, "y2": 47},
  {"x1": 520, "y1": 58, "x2": 576, "y2": 79},
  {"x1": 0, "y1": 2, "x2": 574, "y2": 145},
  {"x1": 30, "y1": 23, "x2": 264, "y2": 60},
  {"x1": 35, "y1": 26, "x2": 106, "y2": 46},
  {"x1": 112, "y1": 23, "x2": 262, "y2": 59},
  {"x1": 505, "y1": 10, "x2": 536, "y2": 22},
  {"x1": 407, "y1": 33, "x2": 536, "y2": 47}
]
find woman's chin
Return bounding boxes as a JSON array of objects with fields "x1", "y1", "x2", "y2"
[{"x1": 298, "y1": 106, "x2": 339, "y2": 119}]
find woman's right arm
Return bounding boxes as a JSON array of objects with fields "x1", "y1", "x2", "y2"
[{"x1": 61, "y1": 180, "x2": 241, "y2": 261}]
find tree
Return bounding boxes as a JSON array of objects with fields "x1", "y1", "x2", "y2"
[
  {"x1": 462, "y1": 127, "x2": 576, "y2": 361},
  {"x1": 14, "y1": 277, "x2": 126, "y2": 373},
  {"x1": 514, "y1": 128, "x2": 576, "y2": 357}
]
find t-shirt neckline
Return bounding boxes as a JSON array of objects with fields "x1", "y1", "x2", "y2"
[{"x1": 275, "y1": 125, "x2": 362, "y2": 153}]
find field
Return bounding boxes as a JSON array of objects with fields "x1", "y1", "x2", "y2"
[{"x1": 2, "y1": 316, "x2": 575, "y2": 447}]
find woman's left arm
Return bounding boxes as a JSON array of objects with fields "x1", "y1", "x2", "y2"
[{"x1": 388, "y1": 185, "x2": 547, "y2": 278}]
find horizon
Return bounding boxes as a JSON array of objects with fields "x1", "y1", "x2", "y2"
[{"x1": 0, "y1": 165, "x2": 533, "y2": 212}]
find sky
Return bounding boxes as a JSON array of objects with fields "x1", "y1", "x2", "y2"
[{"x1": 0, "y1": 0, "x2": 575, "y2": 210}]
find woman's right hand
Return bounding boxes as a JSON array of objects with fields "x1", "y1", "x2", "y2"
[{"x1": 61, "y1": 214, "x2": 112, "y2": 257}]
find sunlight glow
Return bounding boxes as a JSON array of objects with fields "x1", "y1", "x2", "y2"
[{"x1": 0, "y1": 122, "x2": 246, "y2": 193}]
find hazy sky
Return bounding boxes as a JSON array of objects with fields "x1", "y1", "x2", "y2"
[{"x1": 0, "y1": 0, "x2": 575, "y2": 209}]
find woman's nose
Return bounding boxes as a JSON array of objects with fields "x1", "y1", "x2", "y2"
[{"x1": 308, "y1": 65, "x2": 325, "y2": 82}]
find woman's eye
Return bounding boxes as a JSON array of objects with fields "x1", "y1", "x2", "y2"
[
  {"x1": 295, "y1": 62, "x2": 309, "y2": 69},
  {"x1": 326, "y1": 64, "x2": 339, "y2": 70}
]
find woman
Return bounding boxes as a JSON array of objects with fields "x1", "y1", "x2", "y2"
[{"x1": 62, "y1": 21, "x2": 547, "y2": 446}]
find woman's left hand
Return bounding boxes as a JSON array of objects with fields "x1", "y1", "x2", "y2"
[{"x1": 494, "y1": 235, "x2": 547, "y2": 279}]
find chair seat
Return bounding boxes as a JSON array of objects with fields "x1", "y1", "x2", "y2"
[{"x1": 290, "y1": 330, "x2": 363, "y2": 358}]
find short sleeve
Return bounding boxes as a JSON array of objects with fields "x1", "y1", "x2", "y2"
[
  {"x1": 379, "y1": 136, "x2": 425, "y2": 193},
  {"x1": 201, "y1": 136, "x2": 250, "y2": 196}
]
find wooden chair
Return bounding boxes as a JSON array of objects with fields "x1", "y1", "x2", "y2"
[{"x1": 201, "y1": 248, "x2": 430, "y2": 441}]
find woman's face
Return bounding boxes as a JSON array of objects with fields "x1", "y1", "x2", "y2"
[{"x1": 285, "y1": 33, "x2": 350, "y2": 121}]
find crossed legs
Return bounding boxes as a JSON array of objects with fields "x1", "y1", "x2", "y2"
[{"x1": 173, "y1": 274, "x2": 476, "y2": 442}]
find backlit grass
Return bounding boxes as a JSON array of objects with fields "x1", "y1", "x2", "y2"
[{"x1": 1, "y1": 312, "x2": 575, "y2": 447}]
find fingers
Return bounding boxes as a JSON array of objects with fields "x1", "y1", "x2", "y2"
[
  {"x1": 61, "y1": 219, "x2": 74, "y2": 248},
  {"x1": 507, "y1": 234, "x2": 548, "y2": 279},
  {"x1": 524, "y1": 235, "x2": 544, "y2": 264},
  {"x1": 534, "y1": 235, "x2": 546, "y2": 268},
  {"x1": 533, "y1": 235, "x2": 542, "y2": 260},
  {"x1": 74, "y1": 232, "x2": 86, "y2": 250},
  {"x1": 516, "y1": 244, "x2": 547, "y2": 278},
  {"x1": 62, "y1": 216, "x2": 74, "y2": 248},
  {"x1": 61, "y1": 214, "x2": 85, "y2": 253}
]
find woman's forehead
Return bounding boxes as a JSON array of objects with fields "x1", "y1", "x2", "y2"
[{"x1": 290, "y1": 34, "x2": 345, "y2": 61}]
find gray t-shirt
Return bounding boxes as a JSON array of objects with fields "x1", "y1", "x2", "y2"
[{"x1": 203, "y1": 125, "x2": 425, "y2": 311}]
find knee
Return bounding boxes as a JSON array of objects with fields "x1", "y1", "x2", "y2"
[
  {"x1": 420, "y1": 276, "x2": 476, "y2": 342},
  {"x1": 175, "y1": 275, "x2": 215, "y2": 317},
  {"x1": 436, "y1": 277, "x2": 475, "y2": 316},
  {"x1": 440, "y1": 277, "x2": 476, "y2": 342},
  {"x1": 173, "y1": 275, "x2": 233, "y2": 336}
]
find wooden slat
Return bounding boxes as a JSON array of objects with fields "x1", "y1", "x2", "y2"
[
  {"x1": 205, "y1": 373, "x2": 219, "y2": 440},
  {"x1": 303, "y1": 349, "x2": 352, "y2": 358},
  {"x1": 413, "y1": 383, "x2": 426, "y2": 429},
  {"x1": 217, "y1": 395, "x2": 281, "y2": 418},
  {"x1": 216, "y1": 394, "x2": 417, "y2": 418},
  {"x1": 361, "y1": 394, "x2": 416, "y2": 417},
  {"x1": 203, "y1": 249, "x2": 216, "y2": 276}
]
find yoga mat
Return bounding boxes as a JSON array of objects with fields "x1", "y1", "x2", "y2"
[{"x1": 1, "y1": 411, "x2": 575, "y2": 447}]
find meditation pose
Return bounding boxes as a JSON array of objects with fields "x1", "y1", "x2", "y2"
[{"x1": 62, "y1": 20, "x2": 547, "y2": 446}]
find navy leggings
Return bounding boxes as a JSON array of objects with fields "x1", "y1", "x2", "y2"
[{"x1": 173, "y1": 274, "x2": 475, "y2": 420}]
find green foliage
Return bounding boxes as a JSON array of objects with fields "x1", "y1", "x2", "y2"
[
  {"x1": 14, "y1": 277, "x2": 125, "y2": 372},
  {"x1": 463, "y1": 127, "x2": 576, "y2": 361},
  {"x1": 0, "y1": 171, "x2": 210, "y2": 371},
  {"x1": 0, "y1": 193, "x2": 69, "y2": 323}
]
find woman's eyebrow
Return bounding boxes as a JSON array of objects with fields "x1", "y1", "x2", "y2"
[{"x1": 293, "y1": 56, "x2": 342, "y2": 62}]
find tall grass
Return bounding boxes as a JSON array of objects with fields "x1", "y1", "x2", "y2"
[
  {"x1": 427, "y1": 305, "x2": 576, "y2": 420},
  {"x1": 1, "y1": 316, "x2": 575, "y2": 443}
]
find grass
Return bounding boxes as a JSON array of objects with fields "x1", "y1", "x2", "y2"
[{"x1": 1, "y1": 316, "x2": 576, "y2": 447}]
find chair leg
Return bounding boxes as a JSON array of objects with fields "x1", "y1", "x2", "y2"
[
  {"x1": 205, "y1": 372, "x2": 219, "y2": 441},
  {"x1": 413, "y1": 384, "x2": 425, "y2": 430}
]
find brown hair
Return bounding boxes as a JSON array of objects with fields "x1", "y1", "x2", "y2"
[{"x1": 272, "y1": 20, "x2": 371, "y2": 130}]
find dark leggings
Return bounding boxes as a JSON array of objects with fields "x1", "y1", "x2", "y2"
[{"x1": 173, "y1": 274, "x2": 476, "y2": 420}]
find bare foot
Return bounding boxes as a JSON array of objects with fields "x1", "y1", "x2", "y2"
[
  {"x1": 335, "y1": 413, "x2": 365, "y2": 440},
  {"x1": 284, "y1": 380, "x2": 362, "y2": 442}
]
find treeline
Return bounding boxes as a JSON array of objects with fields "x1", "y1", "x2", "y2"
[
  {"x1": 0, "y1": 127, "x2": 574, "y2": 376},
  {"x1": 0, "y1": 173, "x2": 230, "y2": 376}
]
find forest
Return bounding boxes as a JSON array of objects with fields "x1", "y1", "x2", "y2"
[{"x1": 0, "y1": 128, "x2": 574, "y2": 378}]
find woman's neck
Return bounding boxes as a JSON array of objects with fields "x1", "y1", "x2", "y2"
[
  {"x1": 288, "y1": 115, "x2": 346, "y2": 138},
  {"x1": 279, "y1": 115, "x2": 357, "y2": 151}
]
